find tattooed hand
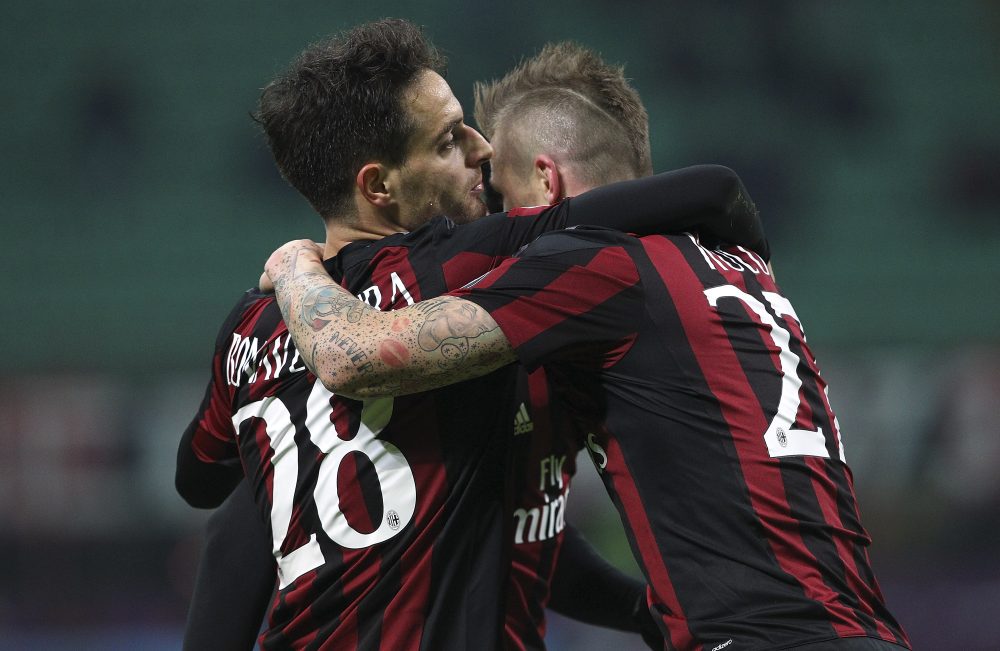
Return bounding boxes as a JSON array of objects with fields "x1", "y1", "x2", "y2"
[
  {"x1": 264, "y1": 239, "x2": 325, "y2": 289},
  {"x1": 259, "y1": 241, "x2": 328, "y2": 293}
]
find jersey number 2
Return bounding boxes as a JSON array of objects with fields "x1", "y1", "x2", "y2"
[{"x1": 233, "y1": 382, "x2": 417, "y2": 588}]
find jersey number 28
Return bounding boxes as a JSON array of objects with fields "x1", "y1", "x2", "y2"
[{"x1": 233, "y1": 382, "x2": 417, "y2": 588}]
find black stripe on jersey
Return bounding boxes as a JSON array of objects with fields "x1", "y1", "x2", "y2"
[
  {"x1": 356, "y1": 562, "x2": 390, "y2": 650},
  {"x1": 621, "y1": 240, "x2": 836, "y2": 645},
  {"x1": 355, "y1": 551, "x2": 389, "y2": 651}
]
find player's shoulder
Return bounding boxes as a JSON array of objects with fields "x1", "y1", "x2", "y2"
[
  {"x1": 212, "y1": 288, "x2": 279, "y2": 350},
  {"x1": 517, "y1": 226, "x2": 638, "y2": 259}
]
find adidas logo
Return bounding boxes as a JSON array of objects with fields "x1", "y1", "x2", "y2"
[{"x1": 513, "y1": 402, "x2": 534, "y2": 436}]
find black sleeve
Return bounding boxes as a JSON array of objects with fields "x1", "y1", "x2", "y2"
[
  {"x1": 183, "y1": 479, "x2": 276, "y2": 651},
  {"x1": 175, "y1": 290, "x2": 257, "y2": 508},
  {"x1": 175, "y1": 415, "x2": 243, "y2": 508},
  {"x1": 563, "y1": 165, "x2": 769, "y2": 260},
  {"x1": 548, "y1": 525, "x2": 663, "y2": 649}
]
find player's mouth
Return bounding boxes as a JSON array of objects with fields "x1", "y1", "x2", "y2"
[{"x1": 471, "y1": 179, "x2": 484, "y2": 195}]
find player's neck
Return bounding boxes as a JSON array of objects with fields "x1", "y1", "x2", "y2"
[{"x1": 323, "y1": 216, "x2": 404, "y2": 259}]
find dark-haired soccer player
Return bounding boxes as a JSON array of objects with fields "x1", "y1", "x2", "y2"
[
  {"x1": 176, "y1": 19, "x2": 766, "y2": 651},
  {"x1": 262, "y1": 51, "x2": 911, "y2": 651}
]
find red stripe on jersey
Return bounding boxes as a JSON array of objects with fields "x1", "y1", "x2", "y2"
[
  {"x1": 503, "y1": 624, "x2": 528, "y2": 651},
  {"x1": 505, "y1": 205, "x2": 548, "y2": 218},
  {"x1": 380, "y1": 531, "x2": 432, "y2": 651},
  {"x1": 368, "y1": 246, "x2": 423, "y2": 308},
  {"x1": 643, "y1": 236, "x2": 867, "y2": 638},
  {"x1": 441, "y1": 251, "x2": 495, "y2": 291},
  {"x1": 337, "y1": 453, "x2": 378, "y2": 533},
  {"x1": 605, "y1": 433, "x2": 698, "y2": 651},
  {"x1": 488, "y1": 246, "x2": 639, "y2": 349}
]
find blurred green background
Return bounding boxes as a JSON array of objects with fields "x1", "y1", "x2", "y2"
[{"x1": 2, "y1": 1, "x2": 998, "y2": 649}]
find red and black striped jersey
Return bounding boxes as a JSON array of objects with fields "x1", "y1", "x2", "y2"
[
  {"x1": 455, "y1": 228, "x2": 910, "y2": 651},
  {"x1": 185, "y1": 208, "x2": 578, "y2": 651},
  {"x1": 503, "y1": 367, "x2": 581, "y2": 651}
]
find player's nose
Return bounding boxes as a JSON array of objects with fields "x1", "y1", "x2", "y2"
[{"x1": 465, "y1": 126, "x2": 493, "y2": 167}]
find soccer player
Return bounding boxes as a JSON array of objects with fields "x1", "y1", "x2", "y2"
[
  {"x1": 176, "y1": 20, "x2": 766, "y2": 650},
  {"x1": 262, "y1": 63, "x2": 911, "y2": 651}
]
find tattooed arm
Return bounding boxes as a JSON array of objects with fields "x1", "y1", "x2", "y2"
[{"x1": 265, "y1": 240, "x2": 516, "y2": 399}]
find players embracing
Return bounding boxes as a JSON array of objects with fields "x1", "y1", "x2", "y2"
[{"x1": 178, "y1": 17, "x2": 908, "y2": 651}]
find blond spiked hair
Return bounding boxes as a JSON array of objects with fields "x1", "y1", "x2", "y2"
[{"x1": 474, "y1": 41, "x2": 652, "y2": 180}]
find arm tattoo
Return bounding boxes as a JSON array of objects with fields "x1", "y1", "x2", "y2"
[
  {"x1": 414, "y1": 299, "x2": 499, "y2": 369},
  {"x1": 271, "y1": 262, "x2": 371, "y2": 377},
  {"x1": 272, "y1": 257, "x2": 515, "y2": 397},
  {"x1": 301, "y1": 281, "x2": 365, "y2": 331}
]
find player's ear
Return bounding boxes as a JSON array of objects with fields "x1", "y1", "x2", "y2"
[
  {"x1": 357, "y1": 163, "x2": 393, "y2": 208},
  {"x1": 534, "y1": 154, "x2": 564, "y2": 205}
]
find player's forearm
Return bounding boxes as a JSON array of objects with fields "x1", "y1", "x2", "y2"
[
  {"x1": 549, "y1": 526, "x2": 663, "y2": 648},
  {"x1": 266, "y1": 241, "x2": 516, "y2": 398},
  {"x1": 549, "y1": 525, "x2": 645, "y2": 630}
]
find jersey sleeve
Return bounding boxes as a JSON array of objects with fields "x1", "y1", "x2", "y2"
[
  {"x1": 452, "y1": 229, "x2": 644, "y2": 372},
  {"x1": 175, "y1": 291, "x2": 256, "y2": 508},
  {"x1": 561, "y1": 165, "x2": 769, "y2": 260}
]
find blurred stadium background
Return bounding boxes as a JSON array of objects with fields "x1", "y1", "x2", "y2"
[{"x1": 2, "y1": 1, "x2": 998, "y2": 648}]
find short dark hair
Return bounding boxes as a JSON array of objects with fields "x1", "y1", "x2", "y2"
[
  {"x1": 474, "y1": 41, "x2": 652, "y2": 179},
  {"x1": 254, "y1": 19, "x2": 446, "y2": 219}
]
